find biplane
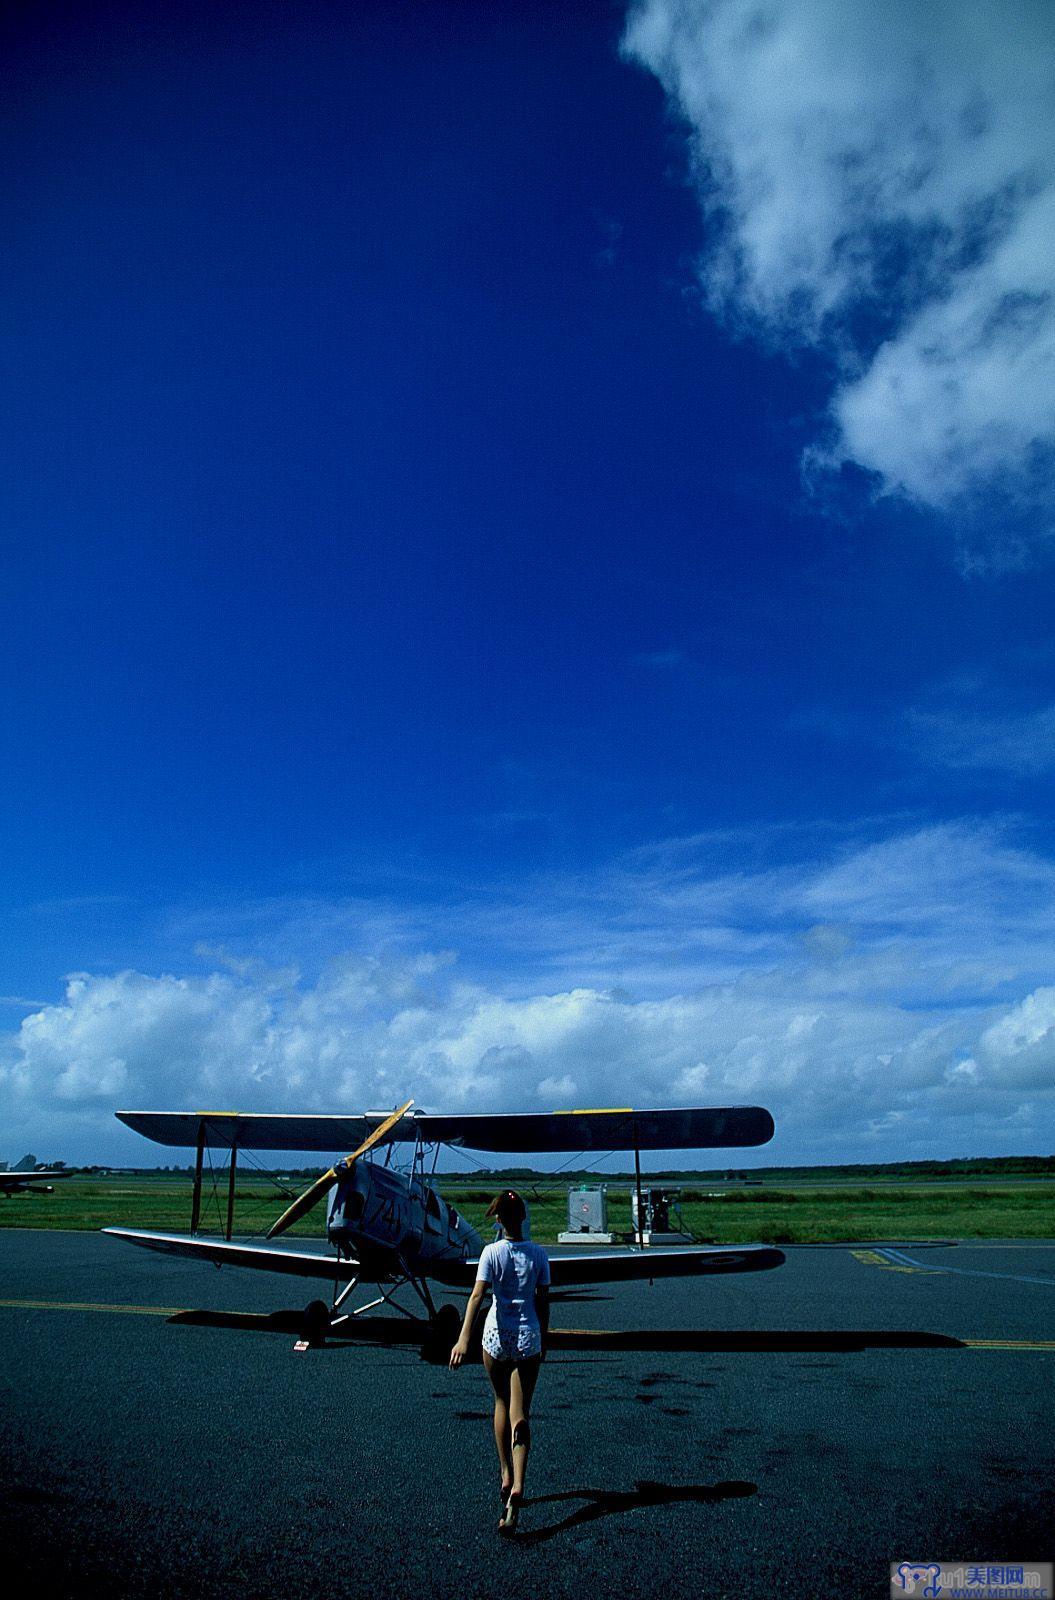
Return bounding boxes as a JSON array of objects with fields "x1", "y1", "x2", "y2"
[{"x1": 105, "y1": 1102, "x2": 784, "y2": 1353}]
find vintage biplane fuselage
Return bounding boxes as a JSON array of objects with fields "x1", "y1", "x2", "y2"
[{"x1": 326, "y1": 1162, "x2": 484, "y2": 1284}]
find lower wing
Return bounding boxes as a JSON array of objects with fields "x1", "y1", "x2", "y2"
[
  {"x1": 103, "y1": 1228, "x2": 359, "y2": 1281},
  {"x1": 419, "y1": 1242, "x2": 785, "y2": 1287},
  {"x1": 546, "y1": 1244, "x2": 784, "y2": 1285},
  {"x1": 104, "y1": 1228, "x2": 783, "y2": 1288}
]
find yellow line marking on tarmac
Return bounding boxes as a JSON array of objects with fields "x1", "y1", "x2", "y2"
[
  {"x1": 850, "y1": 1250, "x2": 939, "y2": 1274},
  {"x1": 0, "y1": 1298, "x2": 184, "y2": 1317},
  {"x1": 0, "y1": 1300, "x2": 1052, "y2": 1349},
  {"x1": 961, "y1": 1339, "x2": 1055, "y2": 1351}
]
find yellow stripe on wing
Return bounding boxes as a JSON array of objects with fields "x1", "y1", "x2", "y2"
[{"x1": 553, "y1": 1107, "x2": 634, "y2": 1115}]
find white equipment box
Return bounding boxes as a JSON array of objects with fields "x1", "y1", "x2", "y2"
[{"x1": 558, "y1": 1185, "x2": 618, "y2": 1245}]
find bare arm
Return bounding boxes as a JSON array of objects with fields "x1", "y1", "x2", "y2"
[{"x1": 449, "y1": 1280, "x2": 487, "y2": 1368}]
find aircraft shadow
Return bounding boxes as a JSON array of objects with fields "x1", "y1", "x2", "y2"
[
  {"x1": 546, "y1": 1328, "x2": 966, "y2": 1352},
  {"x1": 168, "y1": 1309, "x2": 422, "y2": 1348},
  {"x1": 548, "y1": 1290, "x2": 612, "y2": 1303},
  {"x1": 514, "y1": 1479, "x2": 757, "y2": 1545},
  {"x1": 168, "y1": 1310, "x2": 965, "y2": 1355}
]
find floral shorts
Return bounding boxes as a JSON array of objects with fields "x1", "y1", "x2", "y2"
[{"x1": 482, "y1": 1310, "x2": 542, "y2": 1362}]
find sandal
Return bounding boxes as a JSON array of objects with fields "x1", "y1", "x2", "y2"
[{"x1": 499, "y1": 1492, "x2": 521, "y2": 1535}]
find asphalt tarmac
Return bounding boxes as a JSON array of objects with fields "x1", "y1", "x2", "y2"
[{"x1": 1, "y1": 1231, "x2": 1052, "y2": 1600}]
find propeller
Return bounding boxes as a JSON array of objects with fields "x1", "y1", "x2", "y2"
[{"x1": 266, "y1": 1099, "x2": 414, "y2": 1240}]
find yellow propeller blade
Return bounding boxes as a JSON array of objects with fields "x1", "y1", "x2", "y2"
[{"x1": 265, "y1": 1099, "x2": 414, "y2": 1240}]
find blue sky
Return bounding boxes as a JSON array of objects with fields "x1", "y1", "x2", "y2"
[{"x1": 3, "y1": 0, "x2": 1054, "y2": 1168}]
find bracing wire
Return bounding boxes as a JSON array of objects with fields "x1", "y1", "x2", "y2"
[
  {"x1": 196, "y1": 1131, "x2": 313, "y2": 1239},
  {"x1": 203, "y1": 1144, "x2": 225, "y2": 1231}
]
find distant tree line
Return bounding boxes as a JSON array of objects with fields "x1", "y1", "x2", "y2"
[{"x1": 91, "y1": 1154, "x2": 1054, "y2": 1181}]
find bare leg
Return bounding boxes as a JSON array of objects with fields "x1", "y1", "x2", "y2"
[
  {"x1": 508, "y1": 1356, "x2": 541, "y2": 1499},
  {"x1": 483, "y1": 1352, "x2": 513, "y2": 1496}
]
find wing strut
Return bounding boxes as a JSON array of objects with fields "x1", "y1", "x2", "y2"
[
  {"x1": 187, "y1": 1115, "x2": 240, "y2": 1236},
  {"x1": 633, "y1": 1119, "x2": 644, "y2": 1250},
  {"x1": 191, "y1": 1120, "x2": 206, "y2": 1234},
  {"x1": 225, "y1": 1136, "x2": 238, "y2": 1241}
]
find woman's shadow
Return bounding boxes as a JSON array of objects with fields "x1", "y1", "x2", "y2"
[{"x1": 513, "y1": 1478, "x2": 756, "y2": 1544}]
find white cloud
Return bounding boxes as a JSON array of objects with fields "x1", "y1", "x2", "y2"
[
  {"x1": 538, "y1": 1074, "x2": 578, "y2": 1101},
  {"x1": 3, "y1": 819, "x2": 1054, "y2": 1165},
  {"x1": 623, "y1": 0, "x2": 1055, "y2": 524},
  {"x1": 905, "y1": 702, "x2": 1055, "y2": 775},
  {"x1": 977, "y1": 986, "x2": 1055, "y2": 1089}
]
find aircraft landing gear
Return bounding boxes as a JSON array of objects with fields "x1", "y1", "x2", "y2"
[{"x1": 294, "y1": 1298, "x2": 332, "y2": 1352}]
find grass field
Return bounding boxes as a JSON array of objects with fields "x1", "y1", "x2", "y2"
[{"x1": 3, "y1": 1172, "x2": 1054, "y2": 1244}]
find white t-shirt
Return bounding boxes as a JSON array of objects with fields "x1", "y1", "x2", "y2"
[{"x1": 476, "y1": 1238, "x2": 551, "y2": 1359}]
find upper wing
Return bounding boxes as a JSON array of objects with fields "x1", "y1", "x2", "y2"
[
  {"x1": 103, "y1": 1228, "x2": 360, "y2": 1281},
  {"x1": 420, "y1": 1107, "x2": 775, "y2": 1151},
  {"x1": 115, "y1": 1105, "x2": 774, "y2": 1153}
]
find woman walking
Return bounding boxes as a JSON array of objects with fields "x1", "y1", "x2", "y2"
[{"x1": 449, "y1": 1189, "x2": 550, "y2": 1534}]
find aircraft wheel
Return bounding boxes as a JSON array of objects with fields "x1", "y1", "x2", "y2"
[
  {"x1": 423, "y1": 1303, "x2": 461, "y2": 1364},
  {"x1": 436, "y1": 1303, "x2": 461, "y2": 1346},
  {"x1": 301, "y1": 1299, "x2": 331, "y2": 1347}
]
